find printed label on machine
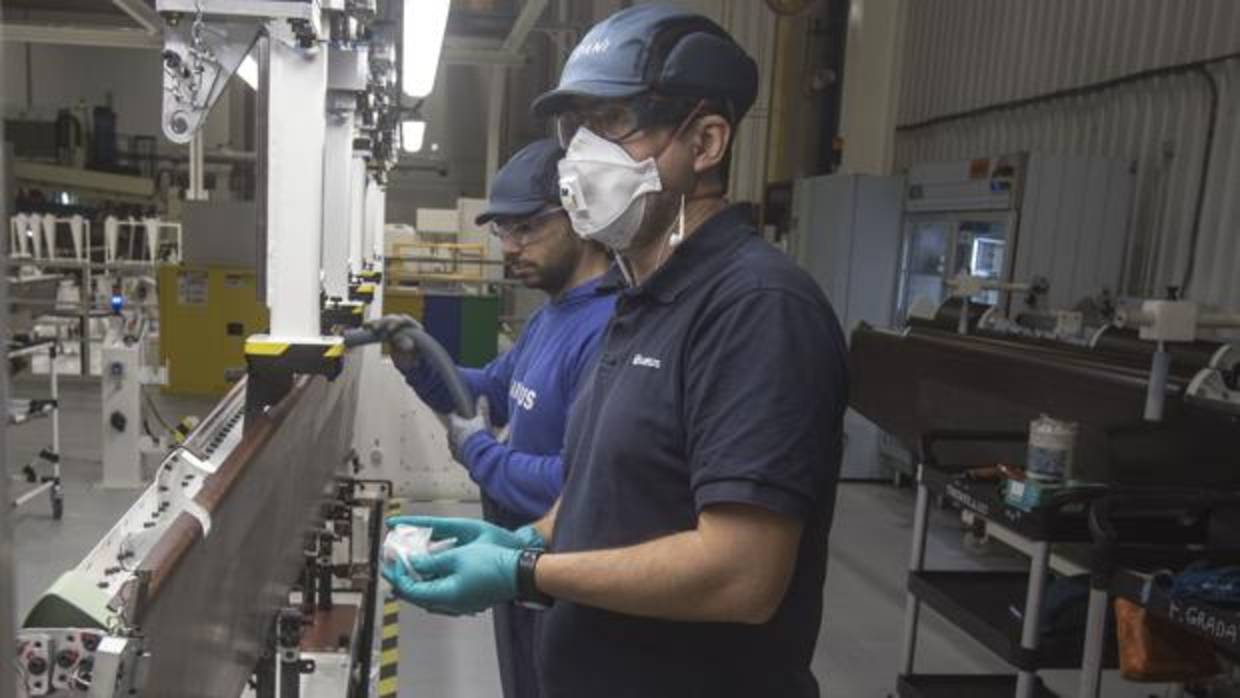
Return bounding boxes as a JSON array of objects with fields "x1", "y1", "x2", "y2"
[{"x1": 177, "y1": 270, "x2": 208, "y2": 305}]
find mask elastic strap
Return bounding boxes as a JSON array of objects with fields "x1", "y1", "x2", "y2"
[
  {"x1": 612, "y1": 250, "x2": 636, "y2": 288},
  {"x1": 669, "y1": 194, "x2": 686, "y2": 248}
]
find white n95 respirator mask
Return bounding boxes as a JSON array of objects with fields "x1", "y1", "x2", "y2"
[{"x1": 557, "y1": 127, "x2": 663, "y2": 252}]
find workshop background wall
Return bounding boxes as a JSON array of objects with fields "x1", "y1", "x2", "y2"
[
  {"x1": 385, "y1": 63, "x2": 491, "y2": 222},
  {"x1": 1, "y1": 42, "x2": 235, "y2": 150},
  {"x1": 2, "y1": 43, "x2": 162, "y2": 137},
  {"x1": 892, "y1": 0, "x2": 1240, "y2": 310}
]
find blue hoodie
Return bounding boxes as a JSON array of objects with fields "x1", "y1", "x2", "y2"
[{"x1": 403, "y1": 276, "x2": 616, "y2": 523}]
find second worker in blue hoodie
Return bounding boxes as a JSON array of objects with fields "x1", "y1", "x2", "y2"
[{"x1": 377, "y1": 139, "x2": 615, "y2": 698}]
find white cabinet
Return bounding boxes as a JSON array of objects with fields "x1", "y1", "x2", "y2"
[{"x1": 791, "y1": 174, "x2": 905, "y2": 480}]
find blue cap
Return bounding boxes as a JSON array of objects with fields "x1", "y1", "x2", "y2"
[
  {"x1": 475, "y1": 138, "x2": 564, "y2": 225},
  {"x1": 531, "y1": 4, "x2": 759, "y2": 122}
]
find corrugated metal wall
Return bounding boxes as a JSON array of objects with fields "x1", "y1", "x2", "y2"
[{"x1": 893, "y1": 0, "x2": 1240, "y2": 309}]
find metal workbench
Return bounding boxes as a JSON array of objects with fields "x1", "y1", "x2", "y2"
[
  {"x1": 899, "y1": 429, "x2": 1094, "y2": 698},
  {"x1": 6, "y1": 337, "x2": 63, "y2": 518}
]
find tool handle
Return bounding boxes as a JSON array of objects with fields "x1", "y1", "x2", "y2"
[
  {"x1": 342, "y1": 327, "x2": 380, "y2": 348},
  {"x1": 342, "y1": 325, "x2": 475, "y2": 419}
]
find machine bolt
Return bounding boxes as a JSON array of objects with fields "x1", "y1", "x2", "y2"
[
  {"x1": 171, "y1": 114, "x2": 190, "y2": 135},
  {"x1": 56, "y1": 649, "x2": 79, "y2": 669},
  {"x1": 28, "y1": 657, "x2": 47, "y2": 675}
]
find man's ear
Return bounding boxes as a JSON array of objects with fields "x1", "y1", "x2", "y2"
[{"x1": 690, "y1": 114, "x2": 731, "y2": 175}]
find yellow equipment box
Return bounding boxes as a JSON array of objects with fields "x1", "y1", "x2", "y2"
[{"x1": 158, "y1": 265, "x2": 268, "y2": 396}]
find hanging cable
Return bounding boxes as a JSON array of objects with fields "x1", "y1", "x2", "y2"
[
  {"x1": 1177, "y1": 65, "x2": 1219, "y2": 297},
  {"x1": 140, "y1": 386, "x2": 174, "y2": 435}
]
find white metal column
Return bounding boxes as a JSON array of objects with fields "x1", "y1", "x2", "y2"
[
  {"x1": 348, "y1": 157, "x2": 367, "y2": 274},
  {"x1": 187, "y1": 130, "x2": 209, "y2": 201},
  {"x1": 265, "y1": 36, "x2": 328, "y2": 338},
  {"x1": 0, "y1": 232, "x2": 11, "y2": 692},
  {"x1": 362, "y1": 178, "x2": 383, "y2": 264},
  {"x1": 101, "y1": 340, "x2": 143, "y2": 489},
  {"x1": 372, "y1": 187, "x2": 386, "y2": 262},
  {"x1": 839, "y1": 0, "x2": 908, "y2": 175},
  {"x1": 322, "y1": 107, "x2": 355, "y2": 300}
]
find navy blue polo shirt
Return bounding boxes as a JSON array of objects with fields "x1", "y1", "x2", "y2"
[{"x1": 535, "y1": 204, "x2": 848, "y2": 698}]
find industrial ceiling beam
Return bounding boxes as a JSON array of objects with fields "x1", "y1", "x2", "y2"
[
  {"x1": 0, "y1": 22, "x2": 161, "y2": 50},
  {"x1": 0, "y1": 22, "x2": 524, "y2": 65},
  {"x1": 502, "y1": 0, "x2": 550, "y2": 53},
  {"x1": 111, "y1": 0, "x2": 163, "y2": 35},
  {"x1": 443, "y1": 36, "x2": 527, "y2": 66}
]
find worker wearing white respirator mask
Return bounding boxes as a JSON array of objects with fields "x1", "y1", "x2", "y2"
[
  {"x1": 556, "y1": 95, "x2": 727, "y2": 284},
  {"x1": 384, "y1": 6, "x2": 849, "y2": 697}
]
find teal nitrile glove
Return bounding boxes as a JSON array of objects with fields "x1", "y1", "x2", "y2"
[
  {"x1": 448, "y1": 395, "x2": 491, "y2": 462},
  {"x1": 383, "y1": 542, "x2": 520, "y2": 616},
  {"x1": 386, "y1": 515, "x2": 531, "y2": 550},
  {"x1": 513, "y1": 525, "x2": 545, "y2": 550}
]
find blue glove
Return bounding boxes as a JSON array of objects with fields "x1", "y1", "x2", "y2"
[
  {"x1": 386, "y1": 515, "x2": 543, "y2": 550},
  {"x1": 448, "y1": 396, "x2": 492, "y2": 463},
  {"x1": 383, "y1": 542, "x2": 520, "y2": 615}
]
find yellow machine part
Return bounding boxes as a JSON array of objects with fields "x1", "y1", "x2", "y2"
[{"x1": 159, "y1": 265, "x2": 269, "y2": 396}]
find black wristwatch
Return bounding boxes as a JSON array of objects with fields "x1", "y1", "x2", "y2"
[{"x1": 516, "y1": 548, "x2": 553, "y2": 610}]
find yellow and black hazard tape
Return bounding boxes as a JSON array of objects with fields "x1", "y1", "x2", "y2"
[
  {"x1": 244, "y1": 337, "x2": 345, "y2": 382},
  {"x1": 378, "y1": 497, "x2": 404, "y2": 698},
  {"x1": 349, "y1": 282, "x2": 377, "y2": 303}
]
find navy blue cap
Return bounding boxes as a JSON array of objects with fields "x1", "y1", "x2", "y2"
[
  {"x1": 475, "y1": 138, "x2": 564, "y2": 225},
  {"x1": 531, "y1": 4, "x2": 759, "y2": 122}
]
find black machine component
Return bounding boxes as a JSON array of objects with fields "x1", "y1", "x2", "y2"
[
  {"x1": 243, "y1": 339, "x2": 345, "y2": 426},
  {"x1": 129, "y1": 367, "x2": 360, "y2": 696},
  {"x1": 321, "y1": 299, "x2": 365, "y2": 334},
  {"x1": 850, "y1": 321, "x2": 1240, "y2": 488}
]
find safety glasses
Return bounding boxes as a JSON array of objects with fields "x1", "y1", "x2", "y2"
[
  {"x1": 489, "y1": 207, "x2": 565, "y2": 248},
  {"x1": 554, "y1": 96, "x2": 702, "y2": 149}
]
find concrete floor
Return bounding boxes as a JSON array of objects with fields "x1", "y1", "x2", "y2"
[{"x1": 7, "y1": 376, "x2": 1171, "y2": 697}]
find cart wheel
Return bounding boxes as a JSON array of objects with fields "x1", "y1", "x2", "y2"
[{"x1": 22, "y1": 465, "x2": 37, "y2": 483}]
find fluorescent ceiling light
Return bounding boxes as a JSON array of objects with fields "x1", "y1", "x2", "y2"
[
  {"x1": 237, "y1": 54, "x2": 259, "y2": 90},
  {"x1": 402, "y1": 0, "x2": 450, "y2": 98},
  {"x1": 402, "y1": 120, "x2": 426, "y2": 153}
]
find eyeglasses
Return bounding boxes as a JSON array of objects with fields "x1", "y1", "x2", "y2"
[
  {"x1": 554, "y1": 97, "x2": 701, "y2": 149},
  {"x1": 489, "y1": 207, "x2": 564, "y2": 247}
]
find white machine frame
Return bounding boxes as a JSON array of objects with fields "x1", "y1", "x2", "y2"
[
  {"x1": 102, "y1": 216, "x2": 183, "y2": 264},
  {"x1": 8, "y1": 214, "x2": 92, "y2": 262}
]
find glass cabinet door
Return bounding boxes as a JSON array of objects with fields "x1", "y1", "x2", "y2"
[
  {"x1": 953, "y1": 219, "x2": 1009, "y2": 306},
  {"x1": 896, "y1": 220, "x2": 950, "y2": 323},
  {"x1": 895, "y1": 213, "x2": 1016, "y2": 324}
]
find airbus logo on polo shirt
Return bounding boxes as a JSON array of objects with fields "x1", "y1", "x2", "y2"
[
  {"x1": 631, "y1": 354, "x2": 662, "y2": 369},
  {"x1": 509, "y1": 380, "x2": 537, "y2": 411}
]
